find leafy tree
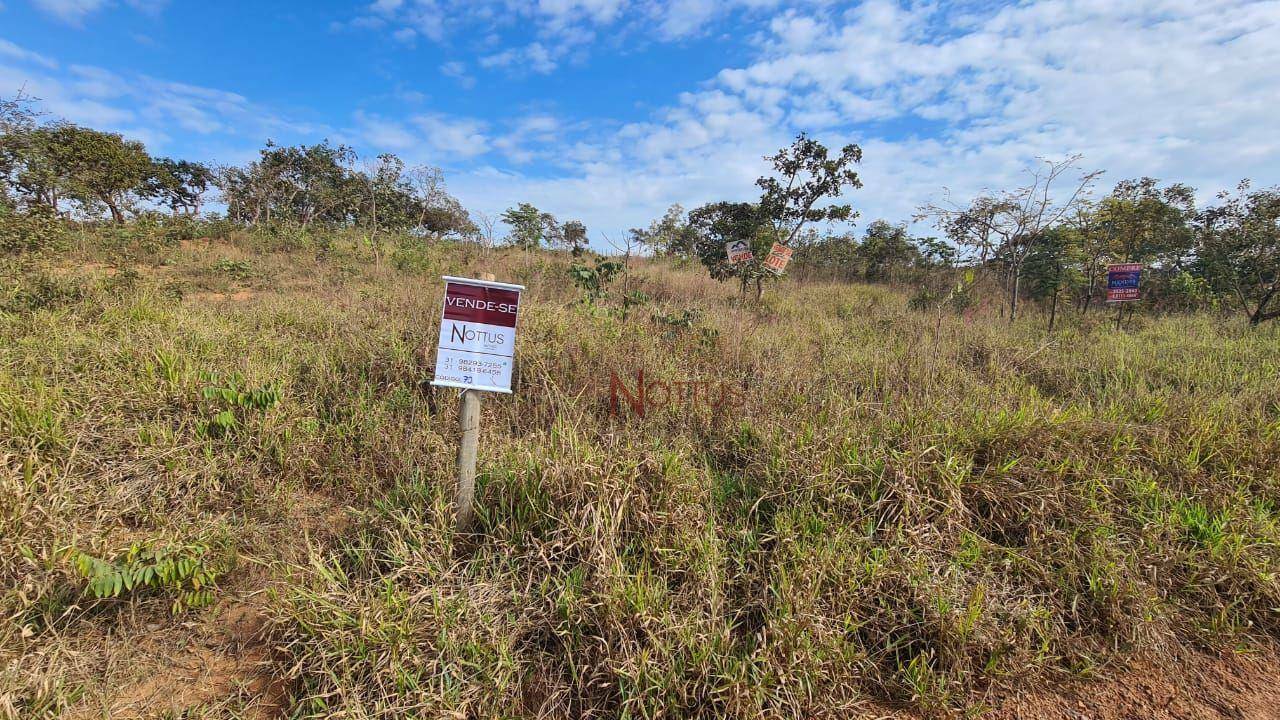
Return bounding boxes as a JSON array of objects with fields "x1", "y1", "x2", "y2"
[
  {"x1": 561, "y1": 219, "x2": 588, "y2": 256},
  {"x1": 502, "y1": 202, "x2": 547, "y2": 249},
  {"x1": 630, "y1": 204, "x2": 695, "y2": 257},
  {"x1": 1095, "y1": 177, "x2": 1196, "y2": 267},
  {"x1": 687, "y1": 201, "x2": 770, "y2": 295},
  {"x1": 214, "y1": 141, "x2": 472, "y2": 236},
  {"x1": 1064, "y1": 202, "x2": 1111, "y2": 312},
  {"x1": 0, "y1": 93, "x2": 43, "y2": 211},
  {"x1": 147, "y1": 158, "x2": 214, "y2": 216},
  {"x1": 790, "y1": 231, "x2": 861, "y2": 281},
  {"x1": 1022, "y1": 227, "x2": 1083, "y2": 330},
  {"x1": 43, "y1": 124, "x2": 154, "y2": 223},
  {"x1": 1196, "y1": 181, "x2": 1280, "y2": 326},
  {"x1": 406, "y1": 164, "x2": 475, "y2": 238},
  {"x1": 915, "y1": 236, "x2": 957, "y2": 268},
  {"x1": 757, "y1": 133, "x2": 863, "y2": 247},
  {"x1": 857, "y1": 220, "x2": 921, "y2": 282},
  {"x1": 216, "y1": 140, "x2": 357, "y2": 226}
]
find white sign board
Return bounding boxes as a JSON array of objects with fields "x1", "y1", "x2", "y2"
[
  {"x1": 431, "y1": 276, "x2": 524, "y2": 394},
  {"x1": 726, "y1": 240, "x2": 754, "y2": 264}
]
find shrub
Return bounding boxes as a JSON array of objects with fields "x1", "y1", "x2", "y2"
[
  {"x1": 69, "y1": 542, "x2": 226, "y2": 614},
  {"x1": 196, "y1": 371, "x2": 281, "y2": 438},
  {"x1": 391, "y1": 237, "x2": 437, "y2": 274},
  {"x1": 1166, "y1": 271, "x2": 1217, "y2": 312},
  {"x1": 0, "y1": 206, "x2": 67, "y2": 255},
  {"x1": 0, "y1": 269, "x2": 85, "y2": 313},
  {"x1": 568, "y1": 258, "x2": 624, "y2": 302}
]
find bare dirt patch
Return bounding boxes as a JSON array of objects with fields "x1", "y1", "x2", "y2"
[
  {"x1": 186, "y1": 289, "x2": 258, "y2": 304},
  {"x1": 69, "y1": 602, "x2": 288, "y2": 720},
  {"x1": 990, "y1": 646, "x2": 1280, "y2": 720}
]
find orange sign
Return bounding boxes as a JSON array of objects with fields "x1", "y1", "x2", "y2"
[{"x1": 762, "y1": 243, "x2": 793, "y2": 275}]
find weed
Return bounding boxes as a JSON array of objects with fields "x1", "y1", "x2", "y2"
[{"x1": 69, "y1": 541, "x2": 226, "y2": 614}]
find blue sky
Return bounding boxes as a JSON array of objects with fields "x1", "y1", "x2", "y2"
[{"x1": 2, "y1": 0, "x2": 1278, "y2": 245}]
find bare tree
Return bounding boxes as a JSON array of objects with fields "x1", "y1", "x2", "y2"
[
  {"x1": 473, "y1": 210, "x2": 498, "y2": 249},
  {"x1": 919, "y1": 155, "x2": 1102, "y2": 321},
  {"x1": 604, "y1": 231, "x2": 640, "y2": 298}
]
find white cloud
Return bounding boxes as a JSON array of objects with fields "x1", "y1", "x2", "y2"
[
  {"x1": 341, "y1": 0, "x2": 800, "y2": 75},
  {"x1": 31, "y1": 0, "x2": 108, "y2": 23},
  {"x1": 413, "y1": 113, "x2": 490, "y2": 158},
  {"x1": 0, "y1": 42, "x2": 320, "y2": 155},
  {"x1": 479, "y1": 41, "x2": 562, "y2": 75},
  {"x1": 355, "y1": 111, "x2": 418, "y2": 151},
  {"x1": 439, "y1": 60, "x2": 475, "y2": 88},
  {"x1": 8, "y1": 1, "x2": 1280, "y2": 250},
  {"x1": 439, "y1": 0, "x2": 1280, "y2": 242},
  {"x1": 0, "y1": 38, "x2": 57, "y2": 68},
  {"x1": 30, "y1": 0, "x2": 165, "y2": 24}
]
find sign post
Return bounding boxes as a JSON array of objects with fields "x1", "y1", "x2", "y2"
[
  {"x1": 1105, "y1": 263, "x2": 1142, "y2": 330},
  {"x1": 431, "y1": 274, "x2": 524, "y2": 531},
  {"x1": 762, "y1": 242, "x2": 794, "y2": 275}
]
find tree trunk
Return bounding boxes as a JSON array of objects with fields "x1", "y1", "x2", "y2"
[
  {"x1": 1048, "y1": 286, "x2": 1058, "y2": 332},
  {"x1": 1008, "y1": 267, "x2": 1021, "y2": 323},
  {"x1": 755, "y1": 276, "x2": 763, "y2": 302},
  {"x1": 1250, "y1": 286, "x2": 1279, "y2": 326},
  {"x1": 101, "y1": 195, "x2": 124, "y2": 224}
]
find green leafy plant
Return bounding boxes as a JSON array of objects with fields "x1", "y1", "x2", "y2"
[
  {"x1": 196, "y1": 371, "x2": 281, "y2": 438},
  {"x1": 69, "y1": 542, "x2": 224, "y2": 614},
  {"x1": 212, "y1": 258, "x2": 253, "y2": 281},
  {"x1": 0, "y1": 205, "x2": 67, "y2": 255},
  {"x1": 568, "y1": 258, "x2": 623, "y2": 303}
]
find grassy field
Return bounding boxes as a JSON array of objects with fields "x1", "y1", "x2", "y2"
[{"x1": 2, "y1": 227, "x2": 1280, "y2": 718}]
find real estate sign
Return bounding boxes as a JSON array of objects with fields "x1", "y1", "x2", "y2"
[
  {"x1": 1106, "y1": 263, "x2": 1142, "y2": 303},
  {"x1": 762, "y1": 243, "x2": 794, "y2": 275},
  {"x1": 726, "y1": 240, "x2": 754, "y2": 264},
  {"x1": 432, "y1": 276, "x2": 525, "y2": 393}
]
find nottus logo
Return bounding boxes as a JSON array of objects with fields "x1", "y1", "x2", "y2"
[
  {"x1": 608, "y1": 369, "x2": 746, "y2": 419},
  {"x1": 450, "y1": 323, "x2": 508, "y2": 346}
]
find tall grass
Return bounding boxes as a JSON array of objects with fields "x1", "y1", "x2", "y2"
[{"x1": 1, "y1": 227, "x2": 1278, "y2": 718}]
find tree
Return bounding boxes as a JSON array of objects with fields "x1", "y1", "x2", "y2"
[
  {"x1": 0, "y1": 93, "x2": 43, "y2": 211},
  {"x1": 1022, "y1": 227, "x2": 1083, "y2": 331},
  {"x1": 1095, "y1": 177, "x2": 1196, "y2": 268},
  {"x1": 1196, "y1": 181, "x2": 1280, "y2": 326},
  {"x1": 42, "y1": 124, "x2": 153, "y2": 223},
  {"x1": 147, "y1": 158, "x2": 214, "y2": 216},
  {"x1": 406, "y1": 164, "x2": 475, "y2": 238},
  {"x1": 1065, "y1": 202, "x2": 1109, "y2": 312},
  {"x1": 757, "y1": 133, "x2": 863, "y2": 248},
  {"x1": 688, "y1": 201, "x2": 770, "y2": 296},
  {"x1": 561, "y1": 220, "x2": 588, "y2": 256},
  {"x1": 919, "y1": 156, "x2": 1101, "y2": 322},
  {"x1": 216, "y1": 140, "x2": 357, "y2": 226},
  {"x1": 790, "y1": 231, "x2": 861, "y2": 281},
  {"x1": 502, "y1": 202, "x2": 546, "y2": 249},
  {"x1": 857, "y1": 220, "x2": 922, "y2": 282},
  {"x1": 630, "y1": 204, "x2": 695, "y2": 257}
]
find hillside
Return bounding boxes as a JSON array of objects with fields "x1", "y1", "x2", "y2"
[{"x1": 3, "y1": 227, "x2": 1280, "y2": 719}]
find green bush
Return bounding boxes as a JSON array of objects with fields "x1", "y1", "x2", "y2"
[
  {"x1": 0, "y1": 206, "x2": 68, "y2": 255},
  {"x1": 0, "y1": 269, "x2": 86, "y2": 313},
  {"x1": 391, "y1": 237, "x2": 437, "y2": 274},
  {"x1": 69, "y1": 542, "x2": 226, "y2": 614}
]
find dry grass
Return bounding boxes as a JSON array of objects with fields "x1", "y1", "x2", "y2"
[{"x1": 2, "y1": 225, "x2": 1279, "y2": 718}]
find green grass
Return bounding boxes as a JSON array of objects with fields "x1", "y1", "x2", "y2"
[{"x1": 1, "y1": 226, "x2": 1279, "y2": 718}]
